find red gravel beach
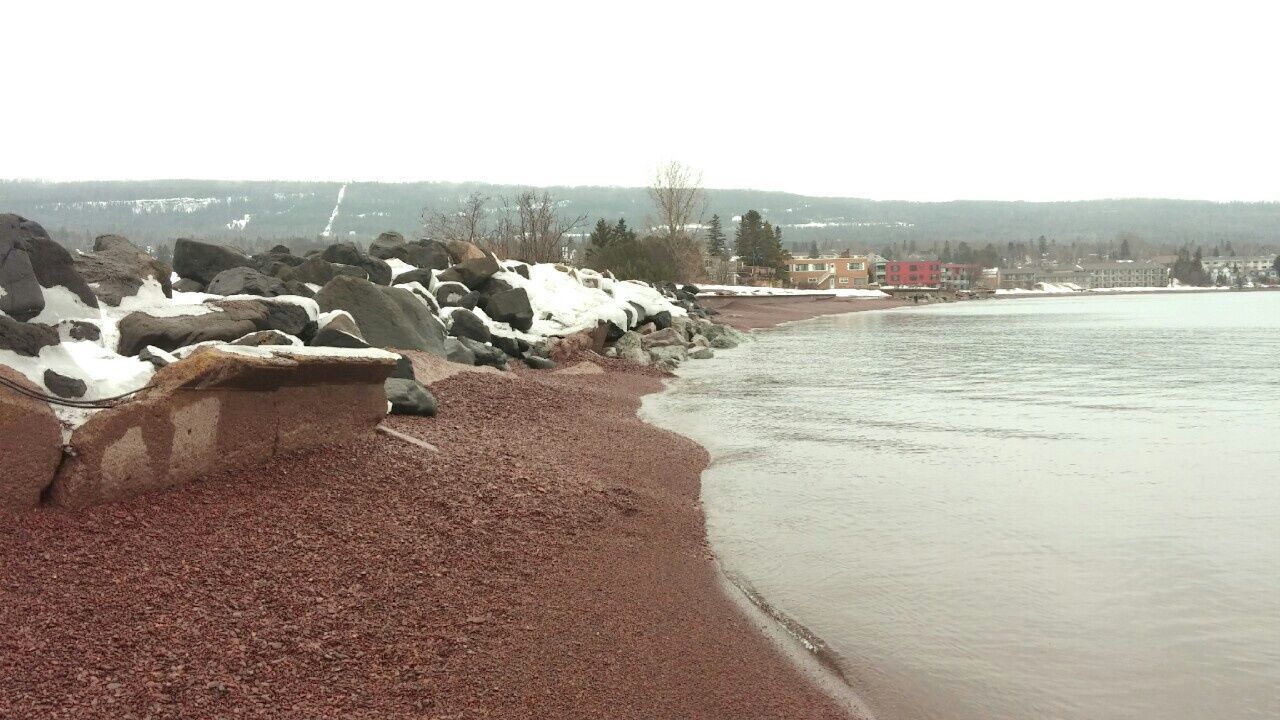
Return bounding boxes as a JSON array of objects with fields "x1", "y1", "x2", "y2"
[
  {"x1": 699, "y1": 294, "x2": 907, "y2": 330},
  {"x1": 0, "y1": 298, "x2": 874, "y2": 719}
]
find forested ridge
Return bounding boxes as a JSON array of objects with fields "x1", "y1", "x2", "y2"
[{"x1": 2, "y1": 179, "x2": 1277, "y2": 256}]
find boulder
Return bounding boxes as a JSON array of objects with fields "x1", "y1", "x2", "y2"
[
  {"x1": 444, "y1": 336, "x2": 476, "y2": 365},
  {"x1": 173, "y1": 278, "x2": 205, "y2": 293},
  {"x1": 523, "y1": 354, "x2": 556, "y2": 370},
  {"x1": 43, "y1": 369, "x2": 87, "y2": 398},
  {"x1": 139, "y1": 346, "x2": 176, "y2": 368},
  {"x1": 60, "y1": 319, "x2": 102, "y2": 342},
  {"x1": 26, "y1": 228, "x2": 99, "y2": 309},
  {"x1": 482, "y1": 276, "x2": 514, "y2": 296},
  {"x1": 48, "y1": 345, "x2": 397, "y2": 509},
  {"x1": 510, "y1": 263, "x2": 531, "y2": 279},
  {"x1": 480, "y1": 287, "x2": 534, "y2": 332},
  {"x1": 395, "y1": 268, "x2": 436, "y2": 287},
  {"x1": 282, "y1": 280, "x2": 316, "y2": 298},
  {"x1": 438, "y1": 255, "x2": 501, "y2": 290},
  {"x1": 444, "y1": 239, "x2": 486, "y2": 263},
  {"x1": 447, "y1": 308, "x2": 492, "y2": 344},
  {"x1": 682, "y1": 284, "x2": 701, "y2": 296},
  {"x1": 117, "y1": 302, "x2": 268, "y2": 356},
  {"x1": 321, "y1": 243, "x2": 392, "y2": 285},
  {"x1": 385, "y1": 377, "x2": 438, "y2": 416},
  {"x1": 434, "y1": 281, "x2": 471, "y2": 307},
  {"x1": 689, "y1": 347, "x2": 715, "y2": 360},
  {"x1": 0, "y1": 366, "x2": 63, "y2": 512},
  {"x1": 649, "y1": 345, "x2": 688, "y2": 364},
  {"x1": 315, "y1": 275, "x2": 447, "y2": 354},
  {"x1": 73, "y1": 234, "x2": 174, "y2": 306},
  {"x1": 207, "y1": 267, "x2": 287, "y2": 297},
  {"x1": 649, "y1": 310, "x2": 673, "y2": 330},
  {"x1": 456, "y1": 337, "x2": 508, "y2": 369},
  {"x1": 173, "y1": 238, "x2": 254, "y2": 284},
  {"x1": 549, "y1": 322, "x2": 609, "y2": 363},
  {"x1": 612, "y1": 331, "x2": 649, "y2": 365},
  {"x1": 0, "y1": 316, "x2": 59, "y2": 356},
  {"x1": 0, "y1": 214, "x2": 46, "y2": 321},
  {"x1": 281, "y1": 256, "x2": 358, "y2": 285},
  {"x1": 310, "y1": 313, "x2": 370, "y2": 349},
  {"x1": 367, "y1": 231, "x2": 408, "y2": 260},
  {"x1": 403, "y1": 240, "x2": 452, "y2": 270},
  {"x1": 490, "y1": 334, "x2": 522, "y2": 358},
  {"x1": 641, "y1": 326, "x2": 685, "y2": 350},
  {"x1": 391, "y1": 353, "x2": 415, "y2": 380}
]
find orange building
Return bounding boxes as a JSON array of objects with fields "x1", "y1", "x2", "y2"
[{"x1": 787, "y1": 256, "x2": 872, "y2": 289}]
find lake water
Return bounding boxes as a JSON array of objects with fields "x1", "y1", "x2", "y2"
[{"x1": 643, "y1": 292, "x2": 1280, "y2": 720}]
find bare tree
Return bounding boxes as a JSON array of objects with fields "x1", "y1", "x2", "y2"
[
  {"x1": 647, "y1": 161, "x2": 708, "y2": 282},
  {"x1": 492, "y1": 190, "x2": 586, "y2": 263},
  {"x1": 421, "y1": 192, "x2": 496, "y2": 247}
]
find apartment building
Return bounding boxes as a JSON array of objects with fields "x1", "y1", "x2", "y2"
[
  {"x1": 883, "y1": 260, "x2": 941, "y2": 287},
  {"x1": 787, "y1": 255, "x2": 872, "y2": 289}
]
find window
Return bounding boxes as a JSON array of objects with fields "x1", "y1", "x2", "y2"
[
  {"x1": 909, "y1": 264, "x2": 919, "y2": 271},
  {"x1": 807, "y1": 278, "x2": 818, "y2": 284},
  {"x1": 793, "y1": 263, "x2": 810, "y2": 272},
  {"x1": 847, "y1": 262, "x2": 864, "y2": 271},
  {"x1": 839, "y1": 277, "x2": 849, "y2": 284}
]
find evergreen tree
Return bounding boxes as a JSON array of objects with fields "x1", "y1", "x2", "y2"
[
  {"x1": 1037, "y1": 235, "x2": 1048, "y2": 257},
  {"x1": 614, "y1": 218, "x2": 636, "y2": 243},
  {"x1": 589, "y1": 218, "x2": 614, "y2": 248},
  {"x1": 735, "y1": 210, "x2": 767, "y2": 266},
  {"x1": 704, "y1": 214, "x2": 727, "y2": 259},
  {"x1": 1273, "y1": 254, "x2": 1280, "y2": 274},
  {"x1": 806, "y1": 240, "x2": 819, "y2": 259},
  {"x1": 1119, "y1": 236, "x2": 1132, "y2": 260}
]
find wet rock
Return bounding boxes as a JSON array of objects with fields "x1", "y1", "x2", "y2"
[
  {"x1": 648, "y1": 345, "x2": 688, "y2": 364},
  {"x1": 640, "y1": 327, "x2": 685, "y2": 350},
  {"x1": 43, "y1": 369, "x2": 87, "y2": 398},
  {"x1": 173, "y1": 238, "x2": 254, "y2": 285},
  {"x1": 688, "y1": 347, "x2": 715, "y2": 360},
  {"x1": 385, "y1": 377, "x2": 437, "y2": 416},
  {"x1": 612, "y1": 331, "x2": 649, "y2": 365}
]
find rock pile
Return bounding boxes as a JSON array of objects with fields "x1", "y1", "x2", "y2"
[{"x1": 1, "y1": 213, "x2": 748, "y2": 510}]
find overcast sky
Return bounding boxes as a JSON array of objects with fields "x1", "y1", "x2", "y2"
[{"x1": 5, "y1": 1, "x2": 1278, "y2": 201}]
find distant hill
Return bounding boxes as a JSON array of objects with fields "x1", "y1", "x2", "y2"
[{"x1": 2, "y1": 179, "x2": 1277, "y2": 256}]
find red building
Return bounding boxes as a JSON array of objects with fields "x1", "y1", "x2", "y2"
[{"x1": 883, "y1": 260, "x2": 941, "y2": 287}]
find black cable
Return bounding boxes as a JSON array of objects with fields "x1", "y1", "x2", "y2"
[{"x1": 0, "y1": 374, "x2": 153, "y2": 409}]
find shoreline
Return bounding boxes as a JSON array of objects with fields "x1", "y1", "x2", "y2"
[{"x1": 0, "y1": 348, "x2": 859, "y2": 718}]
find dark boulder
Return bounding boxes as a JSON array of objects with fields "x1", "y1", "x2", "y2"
[
  {"x1": 434, "y1": 281, "x2": 471, "y2": 307},
  {"x1": 510, "y1": 263, "x2": 531, "y2": 280},
  {"x1": 74, "y1": 234, "x2": 173, "y2": 306},
  {"x1": 385, "y1": 378, "x2": 438, "y2": 416},
  {"x1": 481, "y1": 287, "x2": 534, "y2": 332},
  {"x1": 321, "y1": 243, "x2": 391, "y2": 285},
  {"x1": 447, "y1": 308, "x2": 492, "y2": 344},
  {"x1": 206, "y1": 267, "x2": 286, "y2": 297},
  {"x1": 0, "y1": 316, "x2": 59, "y2": 356},
  {"x1": 270, "y1": 244, "x2": 292, "y2": 254},
  {"x1": 681, "y1": 284, "x2": 701, "y2": 296},
  {"x1": 0, "y1": 214, "x2": 45, "y2": 321},
  {"x1": 403, "y1": 240, "x2": 452, "y2": 270},
  {"x1": 138, "y1": 346, "x2": 173, "y2": 368},
  {"x1": 282, "y1": 280, "x2": 316, "y2": 298},
  {"x1": 396, "y1": 283, "x2": 440, "y2": 314},
  {"x1": 309, "y1": 313, "x2": 369, "y2": 349},
  {"x1": 627, "y1": 302, "x2": 646, "y2": 328},
  {"x1": 649, "y1": 310, "x2": 673, "y2": 330},
  {"x1": 25, "y1": 227, "x2": 98, "y2": 309},
  {"x1": 61, "y1": 319, "x2": 102, "y2": 342},
  {"x1": 173, "y1": 238, "x2": 254, "y2": 284},
  {"x1": 523, "y1": 354, "x2": 556, "y2": 370},
  {"x1": 394, "y1": 268, "x2": 435, "y2": 287},
  {"x1": 456, "y1": 337, "x2": 508, "y2": 369},
  {"x1": 481, "y1": 275, "x2": 513, "y2": 296},
  {"x1": 244, "y1": 299, "x2": 310, "y2": 336},
  {"x1": 116, "y1": 301, "x2": 268, "y2": 356},
  {"x1": 391, "y1": 353, "x2": 415, "y2": 380},
  {"x1": 368, "y1": 231, "x2": 407, "y2": 261},
  {"x1": 315, "y1": 275, "x2": 446, "y2": 354},
  {"x1": 437, "y1": 254, "x2": 501, "y2": 290},
  {"x1": 173, "y1": 278, "x2": 205, "y2": 293},
  {"x1": 444, "y1": 337, "x2": 476, "y2": 365},
  {"x1": 43, "y1": 369, "x2": 87, "y2": 399},
  {"x1": 490, "y1": 334, "x2": 522, "y2": 358}
]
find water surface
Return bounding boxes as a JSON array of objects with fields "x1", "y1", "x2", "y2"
[{"x1": 644, "y1": 292, "x2": 1280, "y2": 720}]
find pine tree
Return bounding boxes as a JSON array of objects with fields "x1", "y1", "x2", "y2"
[
  {"x1": 1119, "y1": 236, "x2": 1132, "y2": 260},
  {"x1": 614, "y1": 218, "x2": 636, "y2": 243},
  {"x1": 589, "y1": 218, "x2": 614, "y2": 248},
  {"x1": 1273, "y1": 254, "x2": 1280, "y2": 274},
  {"x1": 705, "y1": 214, "x2": 727, "y2": 259},
  {"x1": 735, "y1": 210, "x2": 765, "y2": 266},
  {"x1": 806, "y1": 240, "x2": 819, "y2": 259}
]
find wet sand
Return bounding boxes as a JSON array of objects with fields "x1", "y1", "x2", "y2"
[
  {"x1": 699, "y1": 295, "x2": 908, "y2": 330},
  {"x1": 0, "y1": 355, "x2": 857, "y2": 718}
]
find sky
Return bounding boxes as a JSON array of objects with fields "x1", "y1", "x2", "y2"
[{"x1": 4, "y1": 1, "x2": 1279, "y2": 202}]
